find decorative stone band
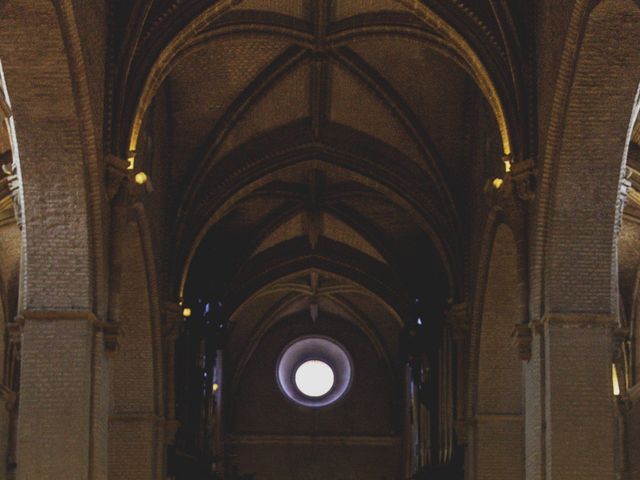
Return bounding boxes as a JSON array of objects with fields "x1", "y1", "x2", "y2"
[
  {"x1": 15, "y1": 310, "x2": 120, "y2": 353},
  {"x1": 512, "y1": 313, "x2": 618, "y2": 362},
  {"x1": 540, "y1": 313, "x2": 618, "y2": 327}
]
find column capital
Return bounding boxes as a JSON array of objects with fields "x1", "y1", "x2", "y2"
[{"x1": 105, "y1": 154, "x2": 130, "y2": 202}]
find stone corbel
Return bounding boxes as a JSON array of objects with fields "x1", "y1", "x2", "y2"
[
  {"x1": 512, "y1": 323, "x2": 532, "y2": 362},
  {"x1": 105, "y1": 154, "x2": 130, "y2": 203},
  {"x1": 485, "y1": 158, "x2": 537, "y2": 211},
  {"x1": 510, "y1": 158, "x2": 537, "y2": 203}
]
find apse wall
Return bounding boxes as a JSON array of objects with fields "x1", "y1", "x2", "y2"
[{"x1": 228, "y1": 314, "x2": 400, "y2": 479}]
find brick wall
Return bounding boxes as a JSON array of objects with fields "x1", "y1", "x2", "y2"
[
  {"x1": 109, "y1": 213, "x2": 162, "y2": 479},
  {"x1": 472, "y1": 223, "x2": 524, "y2": 480}
]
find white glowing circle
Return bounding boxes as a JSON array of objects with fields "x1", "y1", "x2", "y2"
[{"x1": 294, "y1": 360, "x2": 335, "y2": 397}]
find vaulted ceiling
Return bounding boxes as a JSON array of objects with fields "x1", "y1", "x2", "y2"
[
  {"x1": 109, "y1": 0, "x2": 534, "y2": 341},
  {"x1": 107, "y1": 0, "x2": 532, "y2": 475}
]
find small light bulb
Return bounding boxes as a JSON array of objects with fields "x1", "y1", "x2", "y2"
[
  {"x1": 127, "y1": 155, "x2": 135, "y2": 170},
  {"x1": 492, "y1": 178, "x2": 504, "y2": 189},
  {"x1": 135, "y1": 171, "x2": 148, "y2": 185},
  {"x1": 212, "y1": 383, "x2": 219, "y2": 392},
  {"x1": 182, "y1": 307, "x2": 192, "y2": 318},
  {"x1": 504, "y1": 159, "x2": 512, "y2": 173}
]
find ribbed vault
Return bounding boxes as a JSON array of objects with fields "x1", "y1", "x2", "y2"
[{"x1": 120, "y1": 1, "x2": 531, "y2": 478}]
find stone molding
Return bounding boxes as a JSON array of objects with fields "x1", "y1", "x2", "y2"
[
  {"x1": 540, "y1": 312, "x2": 617, "y2": 328},
  {"x1": 16, "y1": 310, "x2": 120, "y2": 353},
  {"x1": 512, "y1": 313, "x2": 617, "y2": 362},
  {"x1": 512, "y1": 323, "x2": 532, "y2": 362},
  {"x1": 445, "y1": 302, "x2": 469, "y2": 341},
  {"x1": 105, "y1": 154, "x2": 129, "y2": 202}
]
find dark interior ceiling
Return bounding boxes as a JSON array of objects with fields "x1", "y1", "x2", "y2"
[{"x1": 109, "y1": 0, "x2": 533, "y2": 477}]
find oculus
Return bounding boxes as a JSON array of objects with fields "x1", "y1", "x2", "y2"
[{"x1": 276, "y1": 335, "x2": 352, "y2": 408}]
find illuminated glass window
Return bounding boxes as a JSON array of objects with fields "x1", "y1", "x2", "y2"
[
  {"x1": 276, "y1": 335, "x2": 352, "y2": 408},
  {"x1": 295, "y1": 360, "x2": 334, "y2": 397}
]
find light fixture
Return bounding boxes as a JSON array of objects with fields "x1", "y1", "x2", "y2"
[
  {"x1": 212, "y1": 383, "x2": 219, "y2": 393},
  {"x1": 504, "y1": 159, "x2": 512, "y2": 173},
  {"x1": 182, "y1": 307, "x2": 192, "y2": 318},
  {"x1": 127, "y1": 153, "x2": 135, "y2": 171},
  {"x1": 612, "y1": 364, "x2": 620, "y2": 396},
  {"x1": 134, "y1": 171, "x2": 148, "y2": 185},
  {"x1": 492, "y1": 178, "x2": 504, "y2": 189}
]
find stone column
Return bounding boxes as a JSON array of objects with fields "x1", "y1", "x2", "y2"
[
  {"x1": 164, "y1": 302, "x2": 181, "y2": 443},
  {"x1": 446, "y1": 303, "x2": 468, "y2": 447},
  {"x1": 16, "y1": 311, "x2": 111, "y2": 480},
  {"x1": 524, "y1": 314, "x2": 617, "y2": 480},
  {"x1": 0, "y1": 386, "x2": 17, "y2": 480}
]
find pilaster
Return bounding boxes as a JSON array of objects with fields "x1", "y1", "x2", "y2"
[
  {"x1": 163, "y1": 302, "x2": 182, "y2": 454},
  {"x1": 523, "y1": 313, "x2": 617, "y2": 480},
  {"x1": 16, "y1": 311, "x2": 113, "y2": 480}
]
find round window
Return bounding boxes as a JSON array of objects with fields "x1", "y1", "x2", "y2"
[
  {"x1": 294, "y1": 360, "x2": 335, "y2": 397},
  {"x1": 276, "y1": 336, "x2": 352, "y2": 407}
]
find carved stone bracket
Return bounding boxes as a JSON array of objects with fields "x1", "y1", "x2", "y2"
[
  {"x1": 510, "y1": 158, "x2": 537, "y2": 202},
  {"x1": 485, "y1": 158, "x2": 537, "y2": 217},
  {"x1": 512, "y1": 323, "x2": 532, "y2": 362},
  {"x1": 105, "y1": 154, "x2": 130, "y2": 203}
]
